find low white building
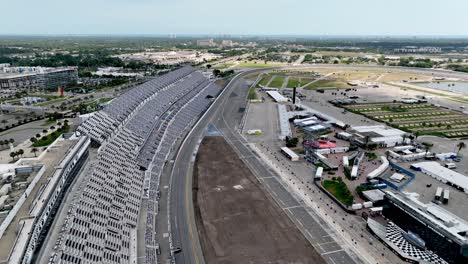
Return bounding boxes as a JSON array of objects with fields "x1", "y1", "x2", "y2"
[
  {"x1": 281, "y1": 147, "x2": 299, "y2": 161},
  {"x1": 362, "y1": 189, "x2": 385, "y2": 203},
  {"x1": 411, "y1": 161, "x2": 468, "y2": 193},
  {"x1": 390, "y1": 173, "x2": 406, "y2": 183},
  {"x1": 336, "y1": 131, "x2": 352, "y2": 140},
  {"x1": 266, "y1": 91, "x2": 288, "y2": 103},
  {"x1": 367, "y1": 156, "x2": 389, "y2": 179},
  {"x1": 293, "y1": 116, "x2": 317, "y2": 125},
  {"x1": 350, "y1": 125, "x2": 408, "y2": 147},
  {"x1": 297, "y1": 119, "x2": 318, "y2": 127}
]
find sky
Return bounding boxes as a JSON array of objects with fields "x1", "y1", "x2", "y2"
[{"x1": 1, "y1": 0, "x2": 468, "y2": 36}]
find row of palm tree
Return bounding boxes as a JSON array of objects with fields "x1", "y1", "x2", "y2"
[
  {"x1": 9, "y1": 148, "x2": 39, "y2": 161},
  {"x1": 403, "y1": 130, "x2": 466, "y2": 158},
  {"x1": 9, "y1": 149, "x2": 24, "y2": 161},
  {"x1": 0, "y1": 138, "x2": 15, "y2": 147}
]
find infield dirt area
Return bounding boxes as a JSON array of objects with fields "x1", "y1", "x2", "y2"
[{"x1": 193, "y1": 136, "x2": 325, "y2": 264}]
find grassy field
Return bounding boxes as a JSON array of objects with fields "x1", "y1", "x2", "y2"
[
  {"x1": 286, "y1": 78, "x2": 315, "y2": 88},
  {"x1": 256, "y1": 75, "x2": 273, "y2": 87},
  {"x1": 245, "y1": 73, "x2": 261, "y2": 81},
  {"x1": 269, "y1": 76, "x2": 285, "y2": 88},
  {"x1": 304, "y1": 80, "x2": 351, "y2": 90},
  {"x1": 322, "y1": 179, "x2": 354, "y2": 206},
  {"x1": 299, "y1": 78, "x2": 314, "y2": 87},
  {"x1": 286, "y1": 78, "x2": 300, "y2": 88},
  {"x1": 235, "y1": 62, "x2": 279, "y2": 68},
  {"x1": 213, "y1": 63, "x2": 235, "y2": 70},
  {"x1": 247, "y1": 86, "x2": 258, "y2": 100}
]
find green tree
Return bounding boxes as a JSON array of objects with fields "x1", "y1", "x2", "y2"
[
  {"x1": 212, "y1": 69, "x2": 221, "y2": 77},
  {"x1": 31, "y1": 148, "x2": 38, "y2": 157},
  {"x1": 285, "y1": 137, "x2": 299, "y2": 148},
  {"x1": 456, "y1": 142, "x2": 466, "y2": 155},
  {"x1": 17, "y1": 149, "x2": 24, "y2": 157},
  {"x1": 378, "y1": 56, "x2": 386, "y2": 65},
  {"x1": 422, "y1": 142, "x2": 433, "y2": 157},
  {"x1": 9, "y1": 152, "x2": 16, "y2": 161}
]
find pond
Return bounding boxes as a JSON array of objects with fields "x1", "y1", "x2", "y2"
[{"x1": 417, "y1": 81, "x2": 468, "y2": 94}]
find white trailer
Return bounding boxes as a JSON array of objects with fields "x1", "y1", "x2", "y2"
[
  {"x1": 444, "y1": 163, "x2": 457, "y2": 169},
  {"x1": 293, "y1": 116, "x2": 317, "y2": 125},
  {"x1": 315, "y1": 167, "x2": 323, "y2": 179},
  {"x1": 393, "y1": 145, "x2": 415, "y2": 152},
  {"x1": 343, "y1": 156, "x2": 349, "y2": 168},
  {"x1": 435, "y1": 187, "x2": 443, "y2": 200},
  {"x1": 281, "y1": 147, "x2": 300, "y2": 161},
  {"x1": 443, "y1": 189, "x2": 450, "y2": 204},
  {"x1": 351, "y1": 165, "x2": 358, "y2": 179}
]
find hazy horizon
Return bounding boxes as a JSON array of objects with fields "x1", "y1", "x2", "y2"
[
  {"x1": 2, "y1": 0, "x2": 468, "y2": 36},
  {"x1": 2, "y1": 34, "x2": 468, "y2": 39}
]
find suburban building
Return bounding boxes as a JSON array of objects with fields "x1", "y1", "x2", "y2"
[
  {"x1": 394, "y1": 46, "x2": 442, "y2": 54},
  {"x1": 221, "y1": 40, "x2": 233, "y2": 47},
  {"x1": 0, "y1": 64, "x2": 78, "y2": 91},
  {"x1": 197, "y1": 39, "x2": 215, "y2": 47}
]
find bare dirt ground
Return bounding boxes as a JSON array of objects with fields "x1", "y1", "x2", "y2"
[{"x1": 194, "y1": 136, "x2": 325, "y2": 264}]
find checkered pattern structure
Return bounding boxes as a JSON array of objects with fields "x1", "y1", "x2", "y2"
[{"x1": 386, "y1": 222, "x2": 448, "y2": 264}]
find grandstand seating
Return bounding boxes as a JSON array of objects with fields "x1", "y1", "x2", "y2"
[{"x1": 52, "y1": 66, "x2": 221, "y2": 264}]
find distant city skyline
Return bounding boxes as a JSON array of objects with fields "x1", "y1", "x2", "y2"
[{"x1": 2, "y1": 0, "x2": 468, "y2": 36}]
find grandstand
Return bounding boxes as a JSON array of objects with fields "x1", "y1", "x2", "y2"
[{"x1": 44, "y1": 66, "x2": 221, "y2": 264}]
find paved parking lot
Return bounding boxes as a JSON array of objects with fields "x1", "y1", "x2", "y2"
[{"x1": 243, "y1": 95, "x2": 279, "y2": 142}]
